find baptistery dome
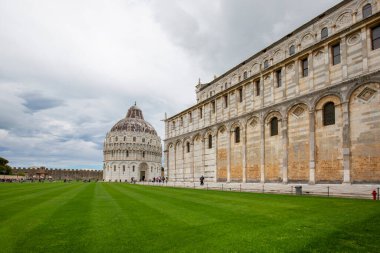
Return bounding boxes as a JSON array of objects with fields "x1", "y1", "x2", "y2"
[{"x1": 103, "y1": 105, "x2": 162, "y2": 182}]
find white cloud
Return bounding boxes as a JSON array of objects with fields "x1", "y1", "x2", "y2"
[{"x1": 0, "y1": 0, "x2": 341, "y2": 169}]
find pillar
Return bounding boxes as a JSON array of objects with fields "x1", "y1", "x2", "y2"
[
  {"x1": 309, "y1": 110, "x2": 315, "y2": 184},
  {"x1": 282, "y1": 117, "x2": 288, "y2": 183},
  {"x1": 342, "y1": 101, "x2": 351, "y2": 183},
  {"x1": 260, "y1": 115, "x2": 265, "y2": 183},
  {"x1": 227, "y1": 127, "x2": 231, "y2": 182},
  {"x1": 242, "y1": 126, "x2": 247, "y2": 183}
]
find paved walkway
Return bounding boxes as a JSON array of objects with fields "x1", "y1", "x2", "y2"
[{"x1": 137, "y1": 181, "x2": 380, "y2": 199}]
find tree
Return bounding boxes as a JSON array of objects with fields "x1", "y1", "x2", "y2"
[{"x1": 0, "y1": 157, "x2": 12, "y2": 175}]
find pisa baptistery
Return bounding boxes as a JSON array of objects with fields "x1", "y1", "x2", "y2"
[{"x1": 103, "y1": 104, "x2": 162, "y2": 182}]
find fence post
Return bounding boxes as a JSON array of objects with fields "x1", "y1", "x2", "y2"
[
  {"x1": 222, "y1": 184, "x2": 223, "y2": 191},
  {"x1": 291, "y1": 186, "x2": 293, "y2": 195},
  {"x1": 207, "y1": 183, "x2": 208, "y2": 190},
  {"x1": 262, "y1": 185, "x2": 264, "y2": 193},
  {"x1": 194, "y1": 182, "x2": 195, "y2": 189},
  {"x1": 327, "y1": 186, "x2": 330, "y2": 197},
  {"x1": 240, "y1": 184, "x2": 241, "y2": 192}
]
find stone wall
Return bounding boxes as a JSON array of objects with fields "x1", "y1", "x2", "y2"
[
  {"x1": 164, "y1": 0, "x2": 380, "y2": 184},
  {"x1": 11, "y1": 167, "x2": 103, "y2": 180}
]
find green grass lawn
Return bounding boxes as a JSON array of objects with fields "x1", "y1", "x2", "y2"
[{"x1": 0, "y1": 182, "x2": 379, "y2": 253}]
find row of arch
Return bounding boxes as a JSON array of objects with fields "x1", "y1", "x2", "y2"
[
  {"x1": 103, "y1": 162, "x2": 162, "y2": 181},
  {"x1": 167, "y1": 83, "x2": 380, "y2": 184},
  {"x1": 200, "y1": 0, "x2": 377, "y2": 100}
]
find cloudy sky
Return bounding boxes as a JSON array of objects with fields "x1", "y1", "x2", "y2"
[{"x1": 0, "y1": 0, "x2": 341, "y2": 169}]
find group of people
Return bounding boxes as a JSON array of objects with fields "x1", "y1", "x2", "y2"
[{"x1": 151, "y1": 176, "x2": 167, "y2": 183}]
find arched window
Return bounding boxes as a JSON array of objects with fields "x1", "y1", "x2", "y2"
[
  {"x1": 123, "y1": 165, "x2": 125, "y2": 172},
  {"x1": 133, "y1": 166, "x2": 135, "y2": 172},
  {"x1": 243, "y1": 71, "x2": 248, "y2": 79},
  {"x1": 114, "y1": 165, "x2": 116, "y2": 172},
  {"x1": 115, "y1": 137, "x2": 118, "y2": 141},
  {"x1": 289, "y1": 45, "x2": 295, "y2": 56},
  {"x1": 126, "y1": 151, "x2": 129, "y2": 157},
  {"x1": 270, "y1": 117, "x2": 278, "y2": 136},
  {"x1": 321, "y1": 27, "x2": 328, "y2": 39},
  {"x1": 323, "y1": 102, "x2": 335, "y2": 126},
  {"x1": 363, "y1": 3, "x2": 372, "y2": 19},
  {"x1": 208, "y1": 134, "x2": 212, "y2": 149},
  {"x1": 235, "y1": 127, "x2": 240, "y2": 143},
  {"x1": 264, "y1": 60, "x2": 269, "y2": 69},
  {"x1": 142, "y1": 151, "x2": 145, "y2": 158},
  {"x1": 133, "y1": 137, "x2": 136, "y2": 142},
  {"x1": 372, "y1": 25, "x2": 380, "y2": 50},
  {"x1": 186, "y1": 142, "x2": 190, "y2": 153},
  {"x1": 123, "y1": 136, "x2": 126, "y2": 141}
]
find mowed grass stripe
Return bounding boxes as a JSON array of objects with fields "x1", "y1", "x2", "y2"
[
  {"x1": 0, "y1": 182, "x2": 68, "y2": 198},
  {"x1": 1, "y1": 182, "x2": 380, "y2": 252},
  {"x1": 103, "y1": 183, "x2": 224, "y2": 252},
  {"x1": 110, "y1": 184, "x2": 220, "y2": 226},
  {"x1": 12, "y1": 183, "x2": 96, "y2": 253},
  {"x1": 0, "y1": 183, "x2": 88, "y2": 253},
  {"x1": 107, "y1": 184, "x2": 287, "y2": 252},
  {"x1": 0, "y1": 183, "x2": 77, "y2": 214},
  {"x1": 104, "y1": 184, "x2": 380, "y2": 252},
  {"x1": 82, "y1": 183, "x2": 138, "y2": 253}
]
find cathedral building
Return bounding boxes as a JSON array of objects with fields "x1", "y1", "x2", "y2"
[
  {"x1": 103, "y1": 105, "x2": 162, "y2": 182},
  {"x1": 164, "y1": 0, "x2": 380, "y2": 185}
]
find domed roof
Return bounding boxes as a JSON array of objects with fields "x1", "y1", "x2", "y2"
[{"x1": 110, "y1": 105, "x2": 157, "y2": 135}]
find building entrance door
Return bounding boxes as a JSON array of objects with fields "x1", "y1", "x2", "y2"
[
  {"x1": 139, "y1": 162, "x2": 148, "y2": 181},
  {"x1": 140, "y1": 171, "x2": 145, "y2": 181}
]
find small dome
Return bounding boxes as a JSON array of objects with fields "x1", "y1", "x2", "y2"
[{"x1": 110, "y1": 105, "x2": 157, "y2": 135}]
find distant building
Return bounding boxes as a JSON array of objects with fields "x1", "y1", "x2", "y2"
[
  {"x1": 164, "y1": 0, "x2": 380, "y2": 184},
  {"x1": 11, "y1": 167, "x2": 102, "y2": 180},
  {"x1": 103, "y1": 105, "x2": 162, "y2": 182}
]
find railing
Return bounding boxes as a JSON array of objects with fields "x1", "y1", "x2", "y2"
[{"x1": 136, "y1": 181, "x2": 380, "y2": 200}]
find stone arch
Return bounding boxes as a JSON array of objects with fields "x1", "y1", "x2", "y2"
[
  {"x1": 245, "y1": 115, "x2": 260, "y2": 129},
  {"x1": 264, "y1": 110, "x2": 283, "y2": 124},
  {"x1": 355, "y1": 0, "x2": 376, "y2": 18},
  {"x1": 262, "y1": 57, "x2": 270, "y2": 69},
  {"x1": 230, "y1": 121, "x2": 244, "y2": 182},
  {"x1": 203, "y1": 128, "x2": 215, "y2": 139},
  {"x1": 313, "y1": 92, "x2": 343, "y2": 109},
  {"x1": 287, "y1": 39, "x2": 299, "y2": 51},
  {"x1": 334, "y1": 10, "x2": 353, "y2": 31},
  {"x1": 349, "y1": 83, "x2": 380, "y2": 183},
  {"x1": 246, "y1": 115, "x2": 261, "y2": 182},
  {"x1": 314, "y1": 94, "x2": 344, "y2": 183},
  {"x1": 183, "y1": 137, "x2": 192, "y2": 180},
  {"x1": 175, "y1": 140, "x2": 184, "y2": 181},
  {"x1": 217, "y1": 125, "x2": 227, "y2": 136},
  {"x1": 138, "y1": 162, "x2": 148, "y2": 181},
  {"x1": 203, "y1": 128, "x2": 216, "y2": 180},
  {"x1": 250, "y1": 63, "x2": 260, "y2": 75},
  {"x1": 345, "y1": 79, "x2": 380, "y2": 101},
  {"x1": 167, "y1": 143, "x2": 175, "y2": 181},
  {"x1": 264, "y1": 110, "x2": 283, "y2": 182},
  {"x1": 216, "y1": 125, "x2": 228, "y2": 182},
  {"x1": 286, "y1": 101, "x2": 310, "y2": 116},
  {"x1": 287, "y1": 103, "x2": 310, "y2": 183},
  {"x1": 192, "y1": 132, "x2": 203, "y2": 181},
  {"x1": 300, "y1": 32, "x2": 315, "y2": 49},
  {"x1": 273, "y1": 49, "x2": 284, "y2": 63}
]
